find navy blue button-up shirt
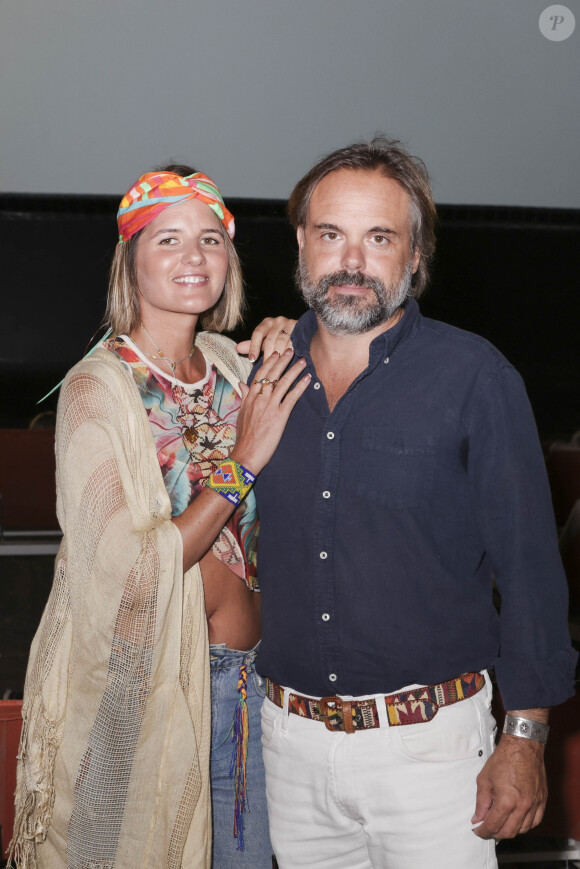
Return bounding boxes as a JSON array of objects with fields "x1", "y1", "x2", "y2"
[{"x1": 254, "y1": 300, "x2": 577, "y2": 710}]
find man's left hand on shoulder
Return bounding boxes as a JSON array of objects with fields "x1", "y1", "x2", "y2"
[{"x1": 472, "y1": 708, "x2": 549, "y2": 840}]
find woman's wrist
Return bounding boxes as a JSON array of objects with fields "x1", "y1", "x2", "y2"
[
  {"x1": 229, "y1": 448, "x2": 260, "y2": 476},
  {"x1": 205, "y1": 457, "x2": 256, "y2": 506}
]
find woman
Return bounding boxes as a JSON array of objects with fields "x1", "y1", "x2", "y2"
[{"x1": 10, "y1": 166, "x2": 307, "y2": 868}]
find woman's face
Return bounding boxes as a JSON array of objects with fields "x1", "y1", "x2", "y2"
[{"x1": 134, "y1": 197, "x2": 229, "y2": 323}]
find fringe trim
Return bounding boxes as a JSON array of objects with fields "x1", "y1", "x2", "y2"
[
  {"x1": 229, "y1": 663, "x2": 249, "y2": 851},
  {"x1": 7, "y1": 705, "x2": 63, "y2": 868}
]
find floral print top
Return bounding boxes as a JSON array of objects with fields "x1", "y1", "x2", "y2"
[{"x1": 105, "y1": 335, "x2": 258, "y2": 590}]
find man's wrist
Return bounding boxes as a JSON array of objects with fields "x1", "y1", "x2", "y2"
[{"x1": 502, "y1": 714, "x2": 550, "y2": 745}]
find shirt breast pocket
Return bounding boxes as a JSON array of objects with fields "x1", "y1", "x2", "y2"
[{"x1": 357, "y1": 427, "x2": 436, "y2": 509}]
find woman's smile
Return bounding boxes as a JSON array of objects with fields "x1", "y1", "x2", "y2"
[{"x1": 135, "y1": 197, "x2": 229, "y2": 322}]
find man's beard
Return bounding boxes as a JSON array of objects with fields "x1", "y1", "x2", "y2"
[{"x1": 296, "y1": 258, "x2": 414, "y2": 335}]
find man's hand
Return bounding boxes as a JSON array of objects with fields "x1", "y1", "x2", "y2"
[
  {"x1": 472, "y1": 709, "x2": 548, "y2": 840},
  {"x1": 236, "y1": 316, "x2": 297, "y2": 362}
]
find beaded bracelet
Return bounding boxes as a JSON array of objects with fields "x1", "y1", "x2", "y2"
[{"x1": 205, "y1": 459, "x2": 256, "y2": 506}]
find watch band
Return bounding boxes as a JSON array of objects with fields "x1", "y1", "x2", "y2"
[{"x1": 502, "y1": 714, "x2": 549, "y2": 744}]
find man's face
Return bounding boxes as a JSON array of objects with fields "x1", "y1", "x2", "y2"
[{"x1": 296, "y1": 168, "x2": 420, "y2": 335}]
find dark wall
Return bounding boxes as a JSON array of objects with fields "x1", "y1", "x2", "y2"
[{"x1": 1, "y1": 195, "x2": 579, "y2": 437}]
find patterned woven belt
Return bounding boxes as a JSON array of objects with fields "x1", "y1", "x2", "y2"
[{"x1": 265, "y1": 672, "x2": 486, "y2": 734}]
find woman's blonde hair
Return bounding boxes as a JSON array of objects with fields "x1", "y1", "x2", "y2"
[{"x1": 105, "y1": 163, "x2": 244, "y2": 336}]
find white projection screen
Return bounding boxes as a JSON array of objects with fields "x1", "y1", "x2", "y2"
[{"x1": 1, "y1": 0, "x2": 579, "y2": 207}]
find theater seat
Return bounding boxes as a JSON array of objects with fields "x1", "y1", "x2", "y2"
[
  {"x1": 546, "y1": 439, "x2": 580, "y2": 527},
  {"x1": 0, "y1": 429, "x2": 58, "y2": 531}
]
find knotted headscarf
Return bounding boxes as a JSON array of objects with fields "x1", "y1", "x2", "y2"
[{"x1": 117, "y1": 170, "x2": 235, "y2": 243}]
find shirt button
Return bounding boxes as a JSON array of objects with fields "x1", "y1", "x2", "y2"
[
  {"x1": 320, "y1": 551, "x2": 328, "y2": 560},
  {"x1": 313, "y1": 382, "x2": 321, "y2": 390},
  {"x1": 322, "y1": 490, "x2": 331, "y2": 499},
  {"x1": 327, "y1": 431, "x2": 335, "y2": 440},
  {"x1": 384, "y1": 357, "x2": 390, "y2": 364},
  {"x1": 321, "y1": 613, "x2": 330, "y2": 621},
  {"x1": 329, "y1": 673, "x2": 337, "y2": 682}
]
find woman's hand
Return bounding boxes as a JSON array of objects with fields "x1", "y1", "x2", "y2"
[
  {"x1": 231, "y1": 348, "x2": 310, "y2": 474},
  {"x1": 236, "y1": 316, "x2": 297, "y2": 362},
  {"x1": 174, "y1": 347, "x2": 309, "y2": 572}
]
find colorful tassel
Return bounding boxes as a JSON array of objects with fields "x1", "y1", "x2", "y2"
[{"x1": 230, "y1": 662, "x2": 250, "y2": 851}]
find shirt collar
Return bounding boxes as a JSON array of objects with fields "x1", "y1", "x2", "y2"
[{"x1": 292, "y1": 297, "x2": 421, "y2": 363}]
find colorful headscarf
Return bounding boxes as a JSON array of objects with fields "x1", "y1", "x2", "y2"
[{"x1": 117, "y1": 171, "x2": 235, "y2": 243}]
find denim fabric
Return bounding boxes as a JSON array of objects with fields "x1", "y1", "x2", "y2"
[{"x1": 210, "y1": 642, "x2": 272, "y2": 868}]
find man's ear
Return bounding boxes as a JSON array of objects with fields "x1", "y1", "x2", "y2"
[
  {"x1": 297, "y1": 226, "x2": 305, "y2": 254},
  {"x1": 411, "y1": 247, "x2": 421, "y2": 275}
]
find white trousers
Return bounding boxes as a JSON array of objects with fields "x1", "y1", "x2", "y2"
[{"x1": 261, "y1": 673, "x2": 498, "y2": 869}]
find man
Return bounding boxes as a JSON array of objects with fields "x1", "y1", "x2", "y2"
[{"x1": 252, "y1": 138, "x2": 577, "y2": 868}]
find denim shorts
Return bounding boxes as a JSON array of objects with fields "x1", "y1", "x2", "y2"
[{"x1": 210, "y1": 641, "x2": 272, "y2": 867}]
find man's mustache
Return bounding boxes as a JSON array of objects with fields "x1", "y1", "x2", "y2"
[{"x1": 319, "y1": 270, "x2": 384, "y2": 293}]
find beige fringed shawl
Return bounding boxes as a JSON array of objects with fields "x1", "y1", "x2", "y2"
[{"x1": 10, "y1": 334, "x2": 251, "y2": 869}]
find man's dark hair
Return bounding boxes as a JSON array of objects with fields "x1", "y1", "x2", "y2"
[{"x1": 288, "y1": 136, "x2": 437, "y2": 297}]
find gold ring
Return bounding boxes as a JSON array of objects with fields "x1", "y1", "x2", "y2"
[{"x1": 253, "y1": 378, "x2": 278, "y2": 394}]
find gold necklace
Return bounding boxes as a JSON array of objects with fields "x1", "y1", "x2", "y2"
[
  {"x1": 140, "y1": 322, "x2": 195, "y2": 375},
  {"x1": 137, "y1": 323, "x2": 200, "y2": 447}
]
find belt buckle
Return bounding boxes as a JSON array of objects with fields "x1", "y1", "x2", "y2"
[{"x1": 319, "y1": 695, "x2": 355, "y2": 733}]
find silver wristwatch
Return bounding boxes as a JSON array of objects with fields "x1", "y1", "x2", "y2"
[{"x1": 502, "y1": 714, "x2": 549, "y2": 744}]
